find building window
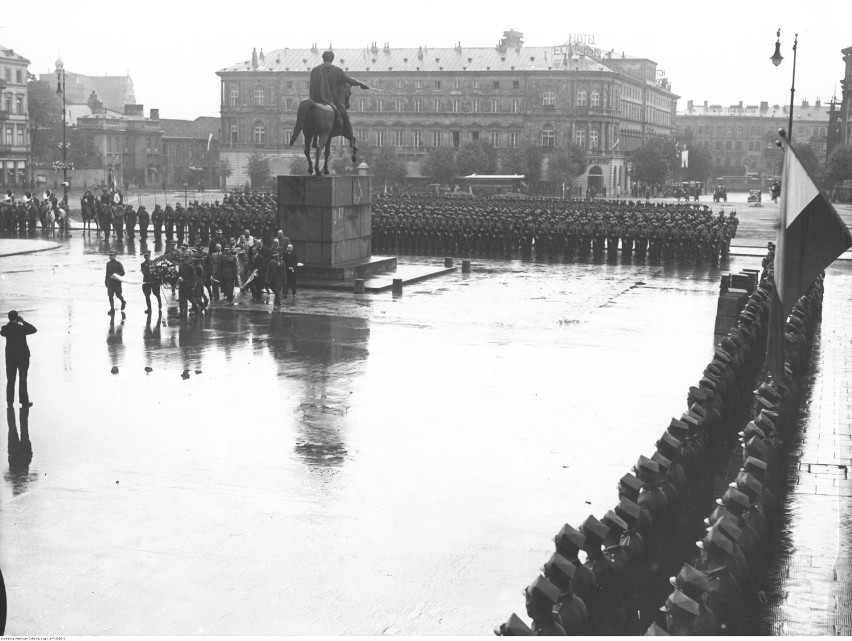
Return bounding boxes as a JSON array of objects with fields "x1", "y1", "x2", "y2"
[
  {"x1": 413, "y1": 131, "x2": 423, "y2": 147},
  {"x1": 3, "y1": 94, "x2": 10, "y2": 112},
  {"x1": 509, "y1": 131, "x2": 519, "y2": 148},
  {"x1": 285, "y1": 98, "x2": 293, "y2": 111},
  {"x1": 16, "y1": 126, "x2": 24, "y2": 146},
  {"x1": 230, "y1": 87, "x2": 239, "y2": 106},
  {"x1": 589, "y1": 128, "x2": 599, "y2": 149},
  {"x1": 715, "y1": 140, "x2": 722, "y2": 150},
  {"x1": 433, "y1": 99, "x2": 441, "y2": 111},
  {"x1": 16, "y1": 95, "x2": 23, "y2": 114},
  {"x1": 434, "y1": 80, "x2": 442, "y2": 89},
  {"x1": 15, "y1": 69, "x2": 22, "y2": 84},
  {"x1": 414, "y1": 99, "x2": 422, "y2": 113},
  {"x1": 395, "y1": 99, "x2": 403, "y2": 112},
  {"x1": 432, "y1": 131, "x2": 442, "y2": 147},
  {"x1": 735, "y1": 141, "x2": 742, "y2": 151},
  {"x1": 376, "y1": 130, "x2": 385, "y2": 146},
  {"x1": 510, "y1": 99, "x2": 520, "y2": 113},
  {"x1": 452, "y1": 131, "x2": 460, "y2": 148},
  {"x1": 473, "y1": 80, "x2": 480, "y2": 90},
  {"x1": 377, "y1": 99, "x2": 383, "y2": 112},
  {"x1": 452, "y1": 99, "x2": 460, "y2": 113},
  {"x1": 577, "y1": 90, "x2": 588, "y2": 106},
  {"x1": 395, "y1": 80, "x2": 404, "y2": 90},
  {"x1": 490, "y1": 131, "x2": 500, "y2": 148},
  {"x1": 357, "y1": 130, "x2": 367, "y2": 143},
  {"x1": 543, "y1": 90, "x2": 556, "y2": 106},
  {"x1": 358, "y1": 98, "x2": 366, "y2": 111},
  {"x1": 491, "y1": 99, "x2": 499, "y2": 113},
  {"x1": 414, "y1": 80, "x2": 422, "y2": 90},
  {"x1": 453, "y1": 80, "x2": 461, "y2": 90},
  {"x1": 575, "y1": 129, "x2": 586, "y2": 147},
  {"x1": 541, "y1": 126, "x2": 555, "y2": 148},
  {"x1": 394, "y1": 130, "x2": 404, "y2": 147},
  {"x1": 302, "y1": 80, "x2": 309, "y2": 91},
  {"x1": 253, "y1": 123, "x2": 266, "y2": 145},
  {"x1": 286, "y1": 81, "x2": 293, "y2": 91},
  {"x1": 591, "y1": 92, "x2": 600, "y2": 107},
  {"x1": 737, "y1": 126, "x2": 743, "y2": 136},
  {"x1": 254, "y1": 86, "x2": 265, "y2": 106},
  {"x1": 717, "y1": 126, "x2": 724, "y2": 135},
  {"x1": 473, "y1": 99, "x2": 480, "y2": 113},
  {"x1": 725, "y1": 140, "x2": 732, "y2": 151},
  {"x1": 726, "y1": 126, "x2": 732, "y2": 136},
  {"x1": 470, "y1": 131, "x2": 479, "y2": 141},
  {"x1": 513, "y1": 79, "x2": 520, "y2": 89},
  {"x1": 493, "y1": 80, "x2": 500, "y2": 89}
]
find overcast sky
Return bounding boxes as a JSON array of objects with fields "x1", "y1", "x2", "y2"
[{"x1": 2, "y1": 0, "x2": 848, "y2": 121}]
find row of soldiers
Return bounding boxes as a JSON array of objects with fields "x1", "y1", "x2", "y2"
[
  {"x1": 496, "y1": 256, "x2": 813, "y2": 635},
  {"x1": 372, "y1": 195, "x2": 740, "y2": 265},
  {"x1": 82, "y1": 190, "x2": 281, "y2": 246},
  {"x1": 0, "y1": 190, "x2": 70, "y2": 236}
]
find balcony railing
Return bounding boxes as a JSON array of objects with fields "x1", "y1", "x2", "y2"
[{"x1": 0, "y1": 110, "x2": 9, "y2": 120}]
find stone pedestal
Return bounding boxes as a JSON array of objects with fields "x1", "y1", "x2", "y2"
[{"x1": 278, "y1": 175, "x2": 372, "y2": 266}]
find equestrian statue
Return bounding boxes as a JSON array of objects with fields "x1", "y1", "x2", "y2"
[{"x1": 290, "y1": 50, "x2": 370, "y2": 176}]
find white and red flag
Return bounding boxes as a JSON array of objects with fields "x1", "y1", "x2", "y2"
[
  {"x1": 774, "y1": 141, "x2": 851, "y2": 316},
  {"x1": 767, "y1": 139, "x2": 852, "y2": 380}
]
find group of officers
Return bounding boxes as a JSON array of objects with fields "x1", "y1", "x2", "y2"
[
  {"x1": 81, "y1": 190, "x2": 280, "y2": 247},
  {"x1": 497, "y1": 258, "x2": 824, "y2": 636},
  {"x1": 0, "y1": 189, "x2": 70, "y2": 236},
  {"x1": 372, "y1": 195, "x2": 740, "y2": 265}
]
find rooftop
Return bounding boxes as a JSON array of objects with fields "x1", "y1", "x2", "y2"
[
  {"x1": 159, "y1": 117, "x2": 220, "y2": 140},
  {"x1": 0, "y1": 45, "x2": 30, "y2": 64}
]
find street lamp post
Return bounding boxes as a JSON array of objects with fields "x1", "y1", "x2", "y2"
[
  {"x1": 183, "y1": 182, "x2": 188, "y2": 208},
  {"x1": 54, "y1": 59, "x2": 71, "y2": 206},
  {"x1": 771, "y1": 29, "x2": 798, "y2": 141}
]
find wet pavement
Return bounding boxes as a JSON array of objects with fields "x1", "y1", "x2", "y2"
[
  {"x1": 1, "y1": 232, "x2": 850, "y2": 634},
  {"x1": 760, "y1": 272, "x2": 852, "y2": 635}
]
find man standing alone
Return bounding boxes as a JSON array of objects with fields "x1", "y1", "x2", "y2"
[
  {"x1": 105, "y1": 250, "x2": 127, "y2": 315},
  {"x1": 283, "y1": 244, "x2": 299, "y2": 297},
  {"x1": 1, "y1": 311, "x2": 36, "y2": 408}
]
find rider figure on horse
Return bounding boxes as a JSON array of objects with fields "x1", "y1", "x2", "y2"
[{"x1": 309, "y1": 51, "x2": 370, "y2": 144}]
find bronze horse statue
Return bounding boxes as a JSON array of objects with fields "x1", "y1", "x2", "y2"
[{"x1": 290, "y1": 87, "x2": 357, "y2": 176}]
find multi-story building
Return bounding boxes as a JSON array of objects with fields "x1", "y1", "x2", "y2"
[
  {"x1": 159, "y1": 116, "x2": 220, "y2": 189},
  {"x1": 1, "y1": 45, "x2": 31, "y2": 191},
  {"x1": 676, "y1": 99, "x2": 831, "y2": 187},
  {"x1": 37, "y1": 70, "x2": 135, "y2": 113},
  {"x1": 216, "y1": 30, "x2": 678, "y2": 194}
]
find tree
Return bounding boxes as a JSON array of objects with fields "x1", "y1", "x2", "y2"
[
  {"x1": 421, "y1": 147, "x2": 457, "y2": 184},
  {"x1": 219, "y1": 157, "x2": 233, "y2": 189},
  {"x1": 28, "y1": 80, "x2": 63, "y2": 165},
  {"x1": 630, "y1": 137, "x2": 674, "y2": 186},
  {"x1": 548, "y1": 144, "x2": 587, "y2": 184},
  {"x1": 455, "y1": 140, "x2": 497, "y2": 176},
  {"x1": 248, "y1": 153, "x2": 270, "y2": 189},
  {"x1": 794, "y1": 143, "x2": 824, "y2": 186},
  {"x1": 681, "y1": 146, "x2": 712, "y2": 182},
  {"x1": 68, "y1": 131, "x2": 101, "y2": 170},
  {"x1": 522, "y1": 145, "x2": 543, "y2": 186},
  {"x1": 371, "y1": 146, "x2": 407, "y2": 186},
  {"x1": 825, "y1": 145, "x2": 852, "y2": 189}
]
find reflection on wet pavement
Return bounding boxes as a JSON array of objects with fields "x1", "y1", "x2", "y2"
[{"x1": 1, "y1": 234, "x2": 850, "y2": 634}]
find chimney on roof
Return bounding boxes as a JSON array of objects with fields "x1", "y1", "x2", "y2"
[
  {"x1": 417, "y1": 46, "x2": 423, "y2": 59},
  {"x1": 739, "y1": 101, "x2": 743, "y2": 109},
  {"x1": 124, "y1": 104, "x2": 144, "y2": 117},
  {"x1": 87, "y1": 90, "x2": 102, "y2": 112},
  {"x1": 687, "y1": 99, "x2": 693, "y2": 111},
  {"x1": 801, "y1": 98, "x2": 809, "y2": 107},
  {"x1": 150, "y1": 108, "x2": 159, "y2": 120},
  {"x1": 703, "y1": 100, "x2": 708, "y2": 109},
  {"x1": 371, "y1": 42, "x2": 378, "y2": 54},
  {"x1": 815, "y1": 97, "x2": 821, "y2": 108},
  {"x1": 311, "y1": 43, "x2": 318, "y2": 53},
  {"x1": 760, "y1": 101, "x2": 768, "y2": 112},
  {"x1": 259, "y1": 49, "x2": 265, "y2": 64},
  {"x1": 383, "y1": 42, "x2": 390, "y2": 52},
  {"x1": 252, "y1": 48, "x2": 258, "y2": 69},
  {"x1": 455, "y1": 41, "x2": 462, "y2": 52}
]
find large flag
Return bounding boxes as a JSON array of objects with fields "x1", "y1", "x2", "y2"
[
  {"x1": 775, "y1": 141, "x2": 852, "y2": 316},
  {"x1": 767, "y1": 139, "x2": 852, "y2": 380},
  {"x1": 681, "y1": 149, "x2": 689, "y2": 169}
]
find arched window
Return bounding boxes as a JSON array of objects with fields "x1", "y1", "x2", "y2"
[
  {"x1": 541, "y1": 126, "x2": 555, "y2": 148},
  {"x1": 254, "y1": 86, "x2": 265, "y2": 106},
  {"x1": 253, "y1": 122, "x2": 266, "y2": 145}
]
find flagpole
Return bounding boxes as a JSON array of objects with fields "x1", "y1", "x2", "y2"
[
  {"x1": 788, "y1": 34, "x2": 798, "y2": 142},
  {"x1": 765, "y1": 130, "x2": 789, "y2": 384}
]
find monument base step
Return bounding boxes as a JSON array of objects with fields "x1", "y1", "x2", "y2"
[
  {"x1": 299, "y1": 255, "x2": 398, "y2": 281},
  {"x1": 299, "y1": 262, "x2": 456, "y2": 292}
]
